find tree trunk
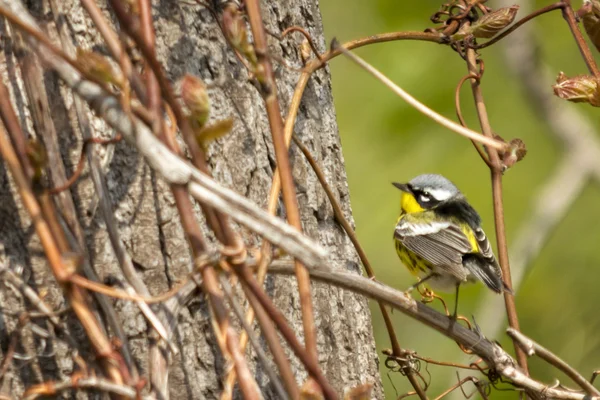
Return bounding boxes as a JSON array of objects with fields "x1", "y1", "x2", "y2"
[{"x1": 0, "y1": 0, "x2": 382, "y2": 398}]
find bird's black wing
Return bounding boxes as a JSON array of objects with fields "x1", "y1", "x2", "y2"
[
  {"x1": 462, "y1": 227, "x2": 504, "y2": 292},
  {"x1": 394, "y1": 214, "x2": 472, "y2": 280}
]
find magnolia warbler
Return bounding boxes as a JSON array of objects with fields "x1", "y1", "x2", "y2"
[{"x1": 392, "y1": 174, "x2": 509, "y2": 316}]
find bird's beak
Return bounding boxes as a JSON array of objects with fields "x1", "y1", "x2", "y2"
[{"x1": 392, "y1": 182, "x2": 411, "y2": 193}]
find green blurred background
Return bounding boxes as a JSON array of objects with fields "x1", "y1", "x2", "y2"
[{"x1": 320, "y1": 1, "x2": 600, "y2": 398}]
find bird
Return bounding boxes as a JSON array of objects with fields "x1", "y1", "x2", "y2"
[{"x1": 392, "y1": 173, "x2": 508, "y2": 317}]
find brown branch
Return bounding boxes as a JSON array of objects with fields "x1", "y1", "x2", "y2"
[
  {"x1": 134, "y1": 1, "x2": 175, "y2": 394},
  {"x1": 106, "y1": 0, "x2": 236, "y2": 246},
  {"x1": 22, "y1": 375, "x2": 154, "y2": 400},
  {"x1": 48, "y1": 0, "x2": 149, "y2": 378},
  {"x1": 433, "y1": 376, "x2": 488, "y2": 400},
  {"x1": 507, "y1": 328, "x2": 600, "y2": 397},
  {"x1": 333, "y1": 42, "x2": 508, "y2": 152},
  {"x1": 238, "y1": 280, "x2": 299, "y2": 399},
  {"x1": 473, "y1": 2, "x2": 564, "y2": 50},
  {"x1": 464, "y1": 48, "x2": 529, "y2": 375},
  {"x1": 560, "y1": 0, "x2": 600, "y2": 78},
  {"x1": 79, "y1": 0, "x2": 147, "y2": 102},
  {"x1": 267, "y1": 261, "x2": 598, "y2": 400},
  {"x1": 454, "y1": 73, "x2": 492, "y2": 168},
  {"x1": 281, "y1": 26, "x2": 323, "y2": 62},
  {"x1": 0, "y1": 123, "x2": 126, "y2": 388},
  {"x1": 243, "y1": 0, "x2": 319, "y2": 372},
  {"x1": 291, "y1": 134, "x2": 427, "y2": 400},
  {"x1": 225, "y1": 72, "x2": 314, "y2": 399},
  {"x1": 238, "y1": 266, "x2": 337, "y2": 400},
  {"x1": 312, "y1": 31, "x2": 445, "y2": 71},
  {"x1": 0, "y1": 79, "x2": 33, "y2": 179},
  {"x1": 474, "y1": 0, "x2": 600, "y2": 344},
  {"x1": 219, "y1": 276, "x2": 288, "y2": 400},
  {"x1": 162, "y1": 106, "x2": 261, "y2": 399}
]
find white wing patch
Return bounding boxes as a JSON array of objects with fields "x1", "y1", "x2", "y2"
[
  {"x1": 395, "y1": 219, "x2": 451, "y2": 236},
  {"x1": 394, "y1": 214, "x2": 473, "y2": 281}
]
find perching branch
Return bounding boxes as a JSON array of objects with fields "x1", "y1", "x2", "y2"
[
  {"x1": 507, "y1": 328, "x2": 600, "y2": 397},
  {"x1": 267, "y1": 261, "x2": 599, "y2": 400}
]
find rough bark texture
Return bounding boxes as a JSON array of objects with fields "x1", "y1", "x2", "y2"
[{"x1": 0, "y1": 0, "x2": 382, "y2": 398}]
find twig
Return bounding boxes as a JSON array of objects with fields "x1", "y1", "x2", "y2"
[
  {"x1": 2, "y1": 0, "x2": 327, "y2": 268},
  {"x1": 226, "y1": 72, "x2": 311, "y2": 398},
  {"x1": 454, "y1": 73, "x2": 492, "y2": 167},
  {"x1": 0, "y1": 123, "x2": 125, "y2": 387},
  {"x1": 292, "y1": 134, "x2": 427, "y2": 399},
  {"x1": 464, "y1": 48, "x2": 529, "y2": 375},
  {"x1": 314, "y1": 31, "x2": 445, "y2": 70},
  {"x1": 433, "y1": 376, "x2": 487, "y2": 400},
  {"x1": 79, "y1": 0, "x2": 147, "y2": 102},
  {"x1": 267, "y1": 261, "x2": 598, "y2": 400},
  {"x1": 560, "y1": 0, "x2": 600, "y2": 77},
  {"x1": 22, "y1": 376, "x2": 154, "y2": 400},
  {"x1": 48, "y1": 0, "x2": 161, "y2": 379},
  {"x1": 239, "y1": 280, "x2": 300, "y2": 399},
  {"x1": 107, "y1": 0, "x2": 238, "y2": 247},
  {"x1": 0, "y1": 314, "x2": 26, "y2": 381},
  {"x1": 134, "y1": 0, "x2": 176, "y2": 395},
  {"x1": 333, "y1": 41, "x2": 508, "y2": 152},
  {"x1": 281, "y1": 26, "x2": 323, "y2": 62},
  {"x1": 219, "y1": 276, "x2": 289, "y2": 400},
  {"x1": 473, "y1": 2, "x2": 564, "y2": 50},
  {"x1": 243, "y1": 0, "x2": 319, "y2": 369},
  {"x1": 507, "y1": 328, "x2": 600, "y2": 397},
  {"x1": 238, "y1": 266, "x2": 337, "y2": 400},
  {"x1": 465, "y1": 1, "x2": 600, "y2": 390},
  {"x1": 0, "y1": 79, "x2": 33, "y2": 179}
]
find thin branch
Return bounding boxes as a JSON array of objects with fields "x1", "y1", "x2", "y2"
[
  {"x1": 219, "y1": 276, "x2": 289, "y2": 400},
  {"x1": 243, "y1": 0, "x2": 319, "y2": 369},
  {"x1": 560, "y1": 0, "x2": 600, "y2": 77},
  {"x1": 507, "y1": 328, "x2": 600, "y2": 397},
  {"x1": 0, "y1": 123, "x2": 125, "y2": 386},
  {"x1": 292, "y1": 134, "x2": 427, "y2": 400},
  {"x1": 473, "y1": 2, "x2": 564, "y2": 50},
  {"x1": 107, "y1": 0, "x2": 238, "y2": 247},
  {"x1": 227, "y1": 71, "x2": 311, "y2": 399},
  {"x1": 333, "y1": 41, "x2": 508, "y2": 152},
  {"x1": 464, "y1": 48, "x2": 529, "y2": 375},
  {"x1": 0, "y1": 79, "x2": 33, "y2": 179},
  {"x1": 313, "y1": 31, "x2": 445, "y2": 71},
  {"x1": 22, "y1": 376, "x2": 154, "y2": 400},
  {"x1": 1, "y1": 0, "x2": 327, "y2": 269},
  {"x1": 79, "y1": 0, "x2": 147, "y2": 102},
  {"x1": 267, "y1": 261, "x2": 599, "y2": 400},
  {"x1": 135, "y1": 0, "x2": 175, "y2": 394},
  {"x1": 49, "y1": 0, "x2": 162, "y2": 378},
  {"x1": 454, "y1": 73, "x2": 492, "y2": 167},
  {"x1": 238, "y1": 266, "x2": 337, "y2": 400}
]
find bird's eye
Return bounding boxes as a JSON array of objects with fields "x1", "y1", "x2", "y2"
[{"x1": 419, "y1": 192, "x2": 431, "y2": 203}]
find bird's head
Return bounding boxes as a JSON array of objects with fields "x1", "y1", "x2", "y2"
[{"x1": 393, "y1": 174, "x2": 462, "y2": 213}]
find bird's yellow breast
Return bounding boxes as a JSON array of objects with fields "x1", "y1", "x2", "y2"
[{"x1": 400, "y1": 192, "x2": 424, "y2": 214}]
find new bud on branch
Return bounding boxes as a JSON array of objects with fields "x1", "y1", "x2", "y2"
[
  {"x1": 581, "y1": 0, "x2": 600, "y2": 52},
  {"x1": 553, "y1": 72, "x2": 600, "y2": 107},
  {"x1": 180, "y1": 74, "x2": 210, "y2": 128},
  {"x1": 450, "y1": 5, "x2": 519, "y2": 41},
  {"x1": 222, "y1": 3, "x2": 258, "y2": 66},
  {"x1": 471, "y1": 5, "x2": 519, "y2": 39}
]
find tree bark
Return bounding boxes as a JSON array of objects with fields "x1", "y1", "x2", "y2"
[{"x1": 0, "y1": 0, "x2": 382, "y2": 398}]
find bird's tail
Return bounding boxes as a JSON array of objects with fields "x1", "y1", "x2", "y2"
[{"x1": 463, "y1": 254, "x2": 504, "y2": 293}]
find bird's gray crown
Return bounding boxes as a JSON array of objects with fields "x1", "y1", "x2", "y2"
[{"x1": 409, "y1": 174, "x2": 461, "y2": 202}]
